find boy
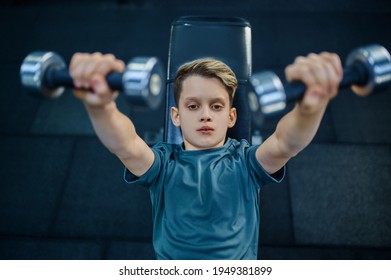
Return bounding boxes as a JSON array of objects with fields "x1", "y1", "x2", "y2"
[{"x1": 70, "y1": 51, "x2": 344, "y2": 259}]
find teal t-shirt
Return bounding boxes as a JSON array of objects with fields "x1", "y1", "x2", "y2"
[{"x1": 124, "y1": 138, "x2": 284, "y2": 259}]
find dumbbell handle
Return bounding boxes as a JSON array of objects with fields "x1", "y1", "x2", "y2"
[
  {"x1": 45, "y1": 67, "x2": 124, "y2": 91},
  {"x1": 282, "y1": 61, "x2": 368, "y2": 102}
]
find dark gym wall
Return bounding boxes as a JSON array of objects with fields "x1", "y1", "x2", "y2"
[{"x1": 1, "y1": 0, "x2": 391, "y2": 259}]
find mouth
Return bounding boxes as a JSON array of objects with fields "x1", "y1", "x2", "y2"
[{"x1": 197, "y1": 126, "x2": 214, "y2": 134}]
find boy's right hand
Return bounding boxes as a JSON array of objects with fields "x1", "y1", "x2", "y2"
[{"x1": 69, "y1": 52, "x2": 125, "y2": 107}]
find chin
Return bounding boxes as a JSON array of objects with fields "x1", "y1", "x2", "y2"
[{"x1": 185, "y1": 137, "x2": 224, "y2": 150}]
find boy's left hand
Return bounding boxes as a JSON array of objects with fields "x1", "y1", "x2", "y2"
[{"x1": 285, "y1": 52, "x2": 343, "y2": 115}]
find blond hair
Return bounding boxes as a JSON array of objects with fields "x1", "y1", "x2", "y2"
[{"x1": 173, "y1": 58, "x2": 238, "y2": 107}]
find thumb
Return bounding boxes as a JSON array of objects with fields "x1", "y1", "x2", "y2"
[
  {"x1": 73, "y1": 88, "x2": 87, "y2": 101},
  {"x1": 299, "y1": 86, "x2": 328, "y2": 114}
]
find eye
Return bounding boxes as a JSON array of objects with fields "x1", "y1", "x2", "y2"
[
  {"x1": 187, "y1": 104, "x2": 199, "y2": 110},
  {"x1": 211, "y1": 104, "x2": 223, "y2": 111}
]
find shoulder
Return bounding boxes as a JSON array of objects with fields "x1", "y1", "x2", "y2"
[
  {"x1": 151, "y1": 141, "x2": 182, "y2": 159},
  {"x1": 152, "y1": 141, "x2": 180, "y2": 151},
  {"x1": 123, "y1": 142, "x2": 181, "y2": 186},
  {"x1": 226, "y1": 138, "x2": 286, "y2": 185},
  {"x1": 225, "y1": 138, "x2": 254, "y2": 154}
]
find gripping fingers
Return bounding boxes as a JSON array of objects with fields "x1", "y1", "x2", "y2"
[
  {"x1": 307, "y1": 53, "x2": 330, "y2": 90},
  {"x1": 86, "y1": 74, "x2": 119, "y2": 106},
  {"x1": 284, "y1": 52, "x2": 343, "y2": 115},
  {"x1": 69, "y1": 52, "x2": 125, "y2": 91},
  {"x1": 73, "y1": 74, "x2": 118, "y2": 106},
  {"x1": 285, "y1": 58, "x2": 316, "y2": 86},
  {"x1": 69, "y1": 53, "x2": 91, "y2": 88},
  {"x1": 95, "y1": 53, "x2": 125, "y2": 74},
  {"x1": 319, "y1": 52, "x2": 343, "y2": 78},
  {"x1": 69, "y1": 52, "x2": 125, "y2": 105},
  {"x1": 285, "y1": 52, "x2": 342, "y2": 98},
  {"x1": 319, "y1": 52, "x2": 343, "y2": 97}
]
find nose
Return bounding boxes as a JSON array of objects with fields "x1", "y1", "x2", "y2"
[{"x1": 199, "y1": 107, "x2": 212, "y2": 122}]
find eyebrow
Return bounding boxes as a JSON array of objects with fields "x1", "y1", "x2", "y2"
[{"x1": 183, "y1": 97, "x2": 227, "y2": 104}]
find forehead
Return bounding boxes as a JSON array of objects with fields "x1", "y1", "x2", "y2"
[{"x1": 180, "y1": 75, "x2": 229, "y2": 101}]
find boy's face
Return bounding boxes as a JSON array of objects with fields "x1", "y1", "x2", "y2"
[{"x1": 170, "y1": 75, "x2": 237, "y2": 150}]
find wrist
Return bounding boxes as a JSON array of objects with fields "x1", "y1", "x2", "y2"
[
  {"x1": 296, "y1": 99, "x2": 328, "y2": 117},
  {"x1": 85, "y1": 100, "x2": 117, "y2": 116}
]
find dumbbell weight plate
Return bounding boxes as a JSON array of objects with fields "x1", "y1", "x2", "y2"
[
  {"x1": 123, "y1": 57, "x2": 164, "y2": 110},
  {"x1": 346, "y1": 44, "x2": 391, "y2": 96},
  {"x1": 248, "y1": 71, "x2": 287, "y2": 127},
  {"x1": 20, "y1": 51, "x2": 66, "y2": 98},
  {"x1": 249, "y1": 71, "x2": 286, "y2": 114}
]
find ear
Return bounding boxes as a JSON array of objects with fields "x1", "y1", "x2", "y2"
[
  {"x1": 170, "y1": 107, "x2": 181, "y2": 127},
  {"x1": 228, "y1": 107, "x2": 237, "y2": 128}
]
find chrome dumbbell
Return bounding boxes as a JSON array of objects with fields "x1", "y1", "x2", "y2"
[
  {"x1": 249, "y1": 44, "x2": 391, "y2": 126},
  {"x1": 20, "y1": 51, "x2": 165, "y2": 109}
]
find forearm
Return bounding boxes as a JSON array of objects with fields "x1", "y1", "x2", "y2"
[
  {"x1": 274, "y1": 102, "x2": 327, "y2": 157},
  {"x1": 85, "y1": 101, "x2": 138, "y2": 159}
]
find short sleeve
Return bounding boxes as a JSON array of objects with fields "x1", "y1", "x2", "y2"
[
  {"x1": 123, "y1": 148, "x2": 162, "y2": 188},
  {"x1": 246, "y1": 145, "x2": 285, "y2": 187}
]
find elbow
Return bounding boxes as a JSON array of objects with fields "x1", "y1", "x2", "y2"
[
  {"x1": 107, "y1": 141, "x2": 136, "y2": 160},
  {"x1": 277, "y1": 137, "x2": 309, "y2": 159},
  {"x1": 109, "y1": 134, "x2": 144, "y2": 162}
]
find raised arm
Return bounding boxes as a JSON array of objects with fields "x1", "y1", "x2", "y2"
[
  {"x1": 256, "y1": 52, "x2": 343, "y2": 174},
  {"x1": 70, "y1": 52, "x2": 154, "y2": 177}
]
